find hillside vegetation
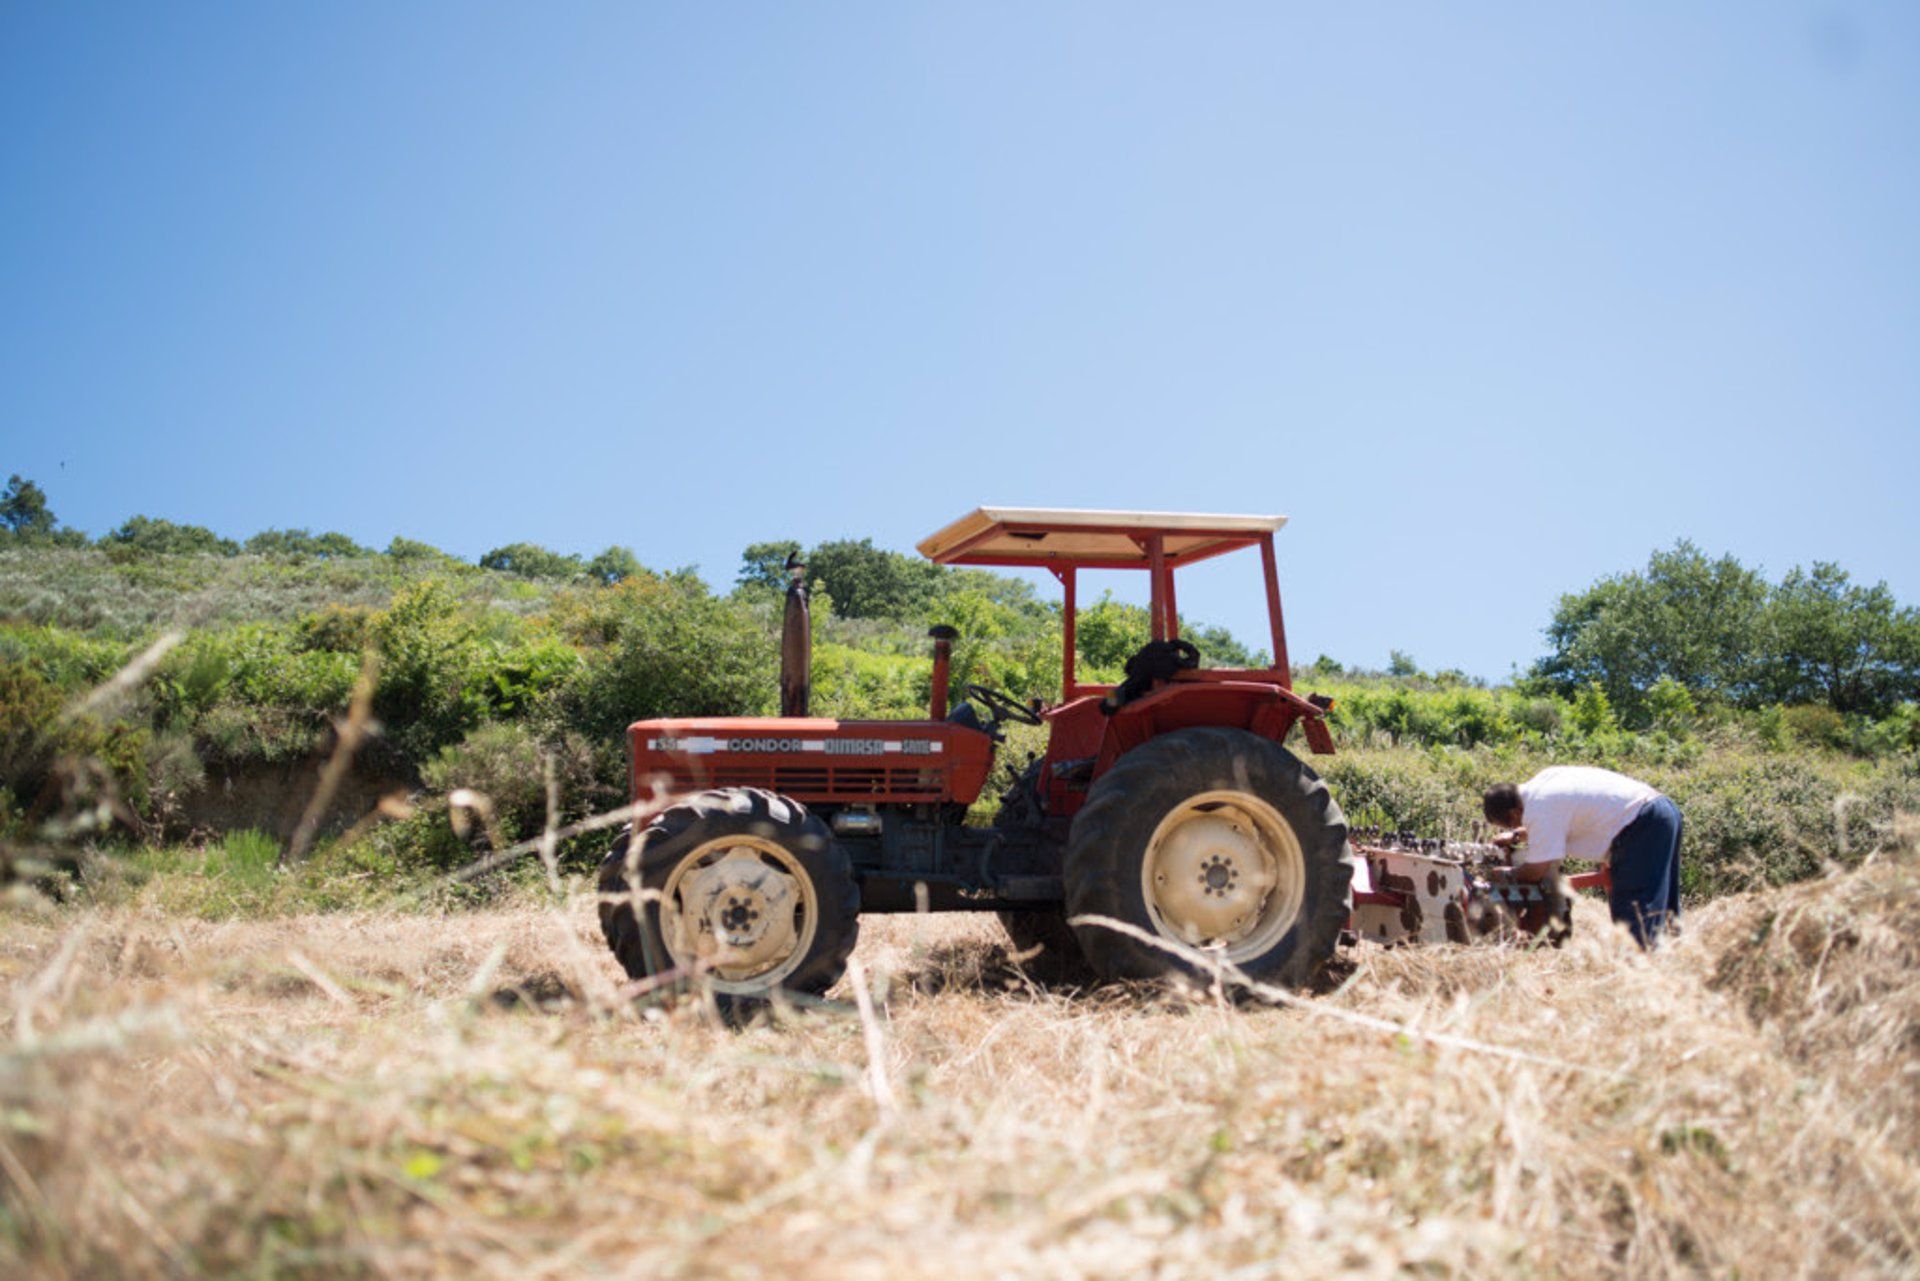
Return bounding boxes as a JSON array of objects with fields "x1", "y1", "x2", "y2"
[{"x1": 1, "y1": 479, "x2": 1917, "y2": 904}]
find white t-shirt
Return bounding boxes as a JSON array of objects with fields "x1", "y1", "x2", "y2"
[{"x1": 1514, "y1": 766, "x2": 1658, "y2": 867}]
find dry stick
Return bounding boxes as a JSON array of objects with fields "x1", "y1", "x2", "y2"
[
  {"x1": 844, "y1": 955, "x2": 897, "y2": 1123},
  {"x1": 536, "y1": 751, "x2": 562, "y2": 897},
  {"x1": 386, "y1": 800, "x2": 659, "y2": 906},
  {"x1": 12, "y1": 916, "x2": 90, "y2": 1046},
  {"x1": 1067, "y1": 914, "x2": 1623, "y2": 1079},
  {"x1": 283, "y1": 654, "x2": 380, "y2": 867},
  {"x1": 59, "y1": 631, "x2": 183, "y2": 722},
  {"x1": 285, "y1": 950, "x2": 354, "y2": 1008}
]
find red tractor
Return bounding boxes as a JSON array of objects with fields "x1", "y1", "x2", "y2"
[{"x1": 599, "y1": 507, "x2": 1354, "y2": 1007}]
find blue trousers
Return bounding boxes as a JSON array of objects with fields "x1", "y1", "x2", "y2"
[{"x1": 1609, "y1": 795, "x2": 1683, "y2": 947}]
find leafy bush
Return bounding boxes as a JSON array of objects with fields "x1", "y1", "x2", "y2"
[
  {"x1": 811, "y1": 643, "x2": 925, "y2": 719},
  {"x1": 0, "y1": 658, "x2": 152, "y2": 815},
  {"x1": 560, "y1": 576, "x2": 775, "y2": 737},
  {"x1": 370, "y1": 582, "x2": 495, "y2": 759},
  {"x1": 1320, "y1": 749, "x2": 1485, "y2": 836},
  {"x1": 0, "y1": 624, "x2": 132, "y2": 690},
  {"x1": 1780, "y1": 704, "x2": 1849, "y2": 750},
  {"x1": 156, "y1": 625, "x2": 361, "y2": 761},
  {"x1": 296, "y1": 605, "x2": 377, "y2": 654},
  {"x1": 419, "y1": 723, "x2": 611, "y2": 845}
]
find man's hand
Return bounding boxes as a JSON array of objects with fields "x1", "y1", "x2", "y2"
[{"x1": 1491, "y1": 825, "x2": 1529, "y2": 852}]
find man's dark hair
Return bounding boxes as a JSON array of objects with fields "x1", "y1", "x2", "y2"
[{"x1": 1483, "y1": 783, "x2": 1523, "y2": 823}]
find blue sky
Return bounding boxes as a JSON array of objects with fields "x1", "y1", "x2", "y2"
[{"x1": 4, "y1": 4, "x2": 1916, "y2": 679}]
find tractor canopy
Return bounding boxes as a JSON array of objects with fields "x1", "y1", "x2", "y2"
[{"x1": 917, "y1": 507, "x2": 1295, "y2": 701}]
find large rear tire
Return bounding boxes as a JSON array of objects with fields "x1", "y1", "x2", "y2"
[
  {"x1": 1063, "y1": 727, "x2": 1353, "y2": 988},
  {"x1": 598, "y1": 788, "x2": 859, "y2": 1011}
]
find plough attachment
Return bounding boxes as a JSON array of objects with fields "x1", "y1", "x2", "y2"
[{"x1": 1347, "y1": 827, "x2": 1612, "y2": 948}]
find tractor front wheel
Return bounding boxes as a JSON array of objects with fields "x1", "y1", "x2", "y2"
[
  {"x1": 598, "y1": 787, "x2": 859, "y2": 1012},
  {"x1": 1063, "y1": 727, "x2": 1352, "y2": 988}
]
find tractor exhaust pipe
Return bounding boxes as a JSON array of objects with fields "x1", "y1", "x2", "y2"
[
  {"x1": 928, "y1": 624, "x2": 957, "y2": 720},
  {"x1": 780, "y1": 551, "x2": 810, "y2": 717}
]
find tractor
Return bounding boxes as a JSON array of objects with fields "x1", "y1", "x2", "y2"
[{"x1": 598, "y1": 507, "x2": 1356, "y2": 1007}]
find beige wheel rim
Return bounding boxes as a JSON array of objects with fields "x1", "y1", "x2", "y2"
[
  {"x1": 1140, "y1": 789, "x2": 1306, "y2": 963},
  {"x1": 659, "y1": 835, "x2": 819, "y2": 993}
]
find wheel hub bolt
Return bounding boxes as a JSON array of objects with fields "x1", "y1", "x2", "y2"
[
  {"x1": 719, "y1": 895, "x2": 761, "y2": 934},
  {"x1": 1199, "y1": 855, "x2": 1239, "y2": 897}
]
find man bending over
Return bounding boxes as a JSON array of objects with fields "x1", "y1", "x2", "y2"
[{"x1": 1482, "y1": 766, "x2": 1683, "y2": 948}]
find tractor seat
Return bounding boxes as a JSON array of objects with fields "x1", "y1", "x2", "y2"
[
  {"x1": 1101, "y1": 638, "x2": 1202, "y2": 715},
  {"x1": 947, "y1": 699, "x2": 994, "y2": 739}
]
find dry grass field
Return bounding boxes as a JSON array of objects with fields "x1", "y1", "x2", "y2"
[{"x1": 4, "y1": 823, "x2": 1918, "y2": 1279}]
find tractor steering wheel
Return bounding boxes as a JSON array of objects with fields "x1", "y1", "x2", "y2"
[{"x1": 964, "y1": 683, "x2": 1043, "y2": 727}]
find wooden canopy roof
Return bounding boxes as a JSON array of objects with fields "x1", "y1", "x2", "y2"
[{"x1": 916, "y1": 507, "x2": 1287, "y2": 570}]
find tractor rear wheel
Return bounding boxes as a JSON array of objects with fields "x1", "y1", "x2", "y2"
[
  {"x1": 1063, "y1": 727, "x2": 1352, "y2": 988},
  {"x1": 598, "y1": 787, "x2": 859, "y2": 1012}
]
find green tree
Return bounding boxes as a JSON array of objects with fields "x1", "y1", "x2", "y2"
[
  {"x1": 386, "y1": 536, "x2": 458, "y2": 564},
  {"x1": 1532, "y1": 541, "x2": 1769, "y2": 715},
  {"x1": 244, "y1": 528, "x2": 370, "y2": 558},
  {"x1": 1187, "y1": 622, "x2": 1262, "y2": 668},
  {"x1": 587, "y1": 545, "x2": 642, "y2": 586},
  {"x1": 103, "y1": 515, "x2": 239, "y2": 556},
  {"x1": 1, "y1": 475, "x2": 55, "y2": 537},
  {"x1": 1387, "y1": 650, "x2": 1420, "y2": 678},
  {"x1": 736, "y1": 540, "x2": 801, "y2": 595},
  {"x1": 1759, "y1": 563, "x2": 1920, "y2": 717},
  {"x1": 479, "y1": 542, "x2": 584, "y2": 580},
  {"x1": 805, "y1": 538, "x2": 943, "y2": 619},
  {"x1": 1074, "y1": 592, "x2": 1150, "y2": 672}
]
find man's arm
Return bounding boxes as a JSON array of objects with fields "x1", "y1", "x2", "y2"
[{"x1": 1511, "y1": 797, "x2": 1568, "y2": 875}]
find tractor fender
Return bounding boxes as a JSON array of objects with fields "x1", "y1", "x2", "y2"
[
  {"x1": 1095, "y1": 680, "x2": 1328, "y2": 771},
  {"x1": 1038, "y1": 680, "x2": 1333, "y2": 819}
]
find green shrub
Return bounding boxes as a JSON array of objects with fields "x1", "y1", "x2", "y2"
[
  {"x1": 419, "y1": 723, "x2": 611, "y2": 844},
  {"x1": 1570, "y1": 682, "x2": 1617, "y2": 736},
  {"x1": 1780, "y1": 704, "x2": 1849, "y2": 751},
  {"x1": 296, "y1": 604, "x2": 377, "y2": 654},
  {"x1": 811, "y1": 642, "x2": 925, "y2": 719},
  {"x1": 0, "y1": 658, "x2": 153, "y2": 815},
  {"x1": 1319, "y1": 748, "x2": 1489, "y2": 836},
  {"x1": 154, "y1": 625, "x2": 360, "y2": 763},
  {"x1": 559, "y1": 576, "x2": 775, "y2": 737},
  {"x1": 1857, "y1": 704, "x2": 1920, "y2": 757},
  {"x1": 370, "y1": 582, "x2": 494, "y2": 759},
  {"x1": 479, "y1": 634, "x2": 581, "y2": 717},
  {"x1": 0, "y1": 624, "x2": 132, "y2": 691},
  {"x1": 1646, "y1": 676, "x2": 1699, "y2": 732},
  {"x1": 386, "y1": 536, "x2": 460, "y2": 565},
  {"x1": 1661, "y1": 758, "x2": 1840, "y2": 894}
]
